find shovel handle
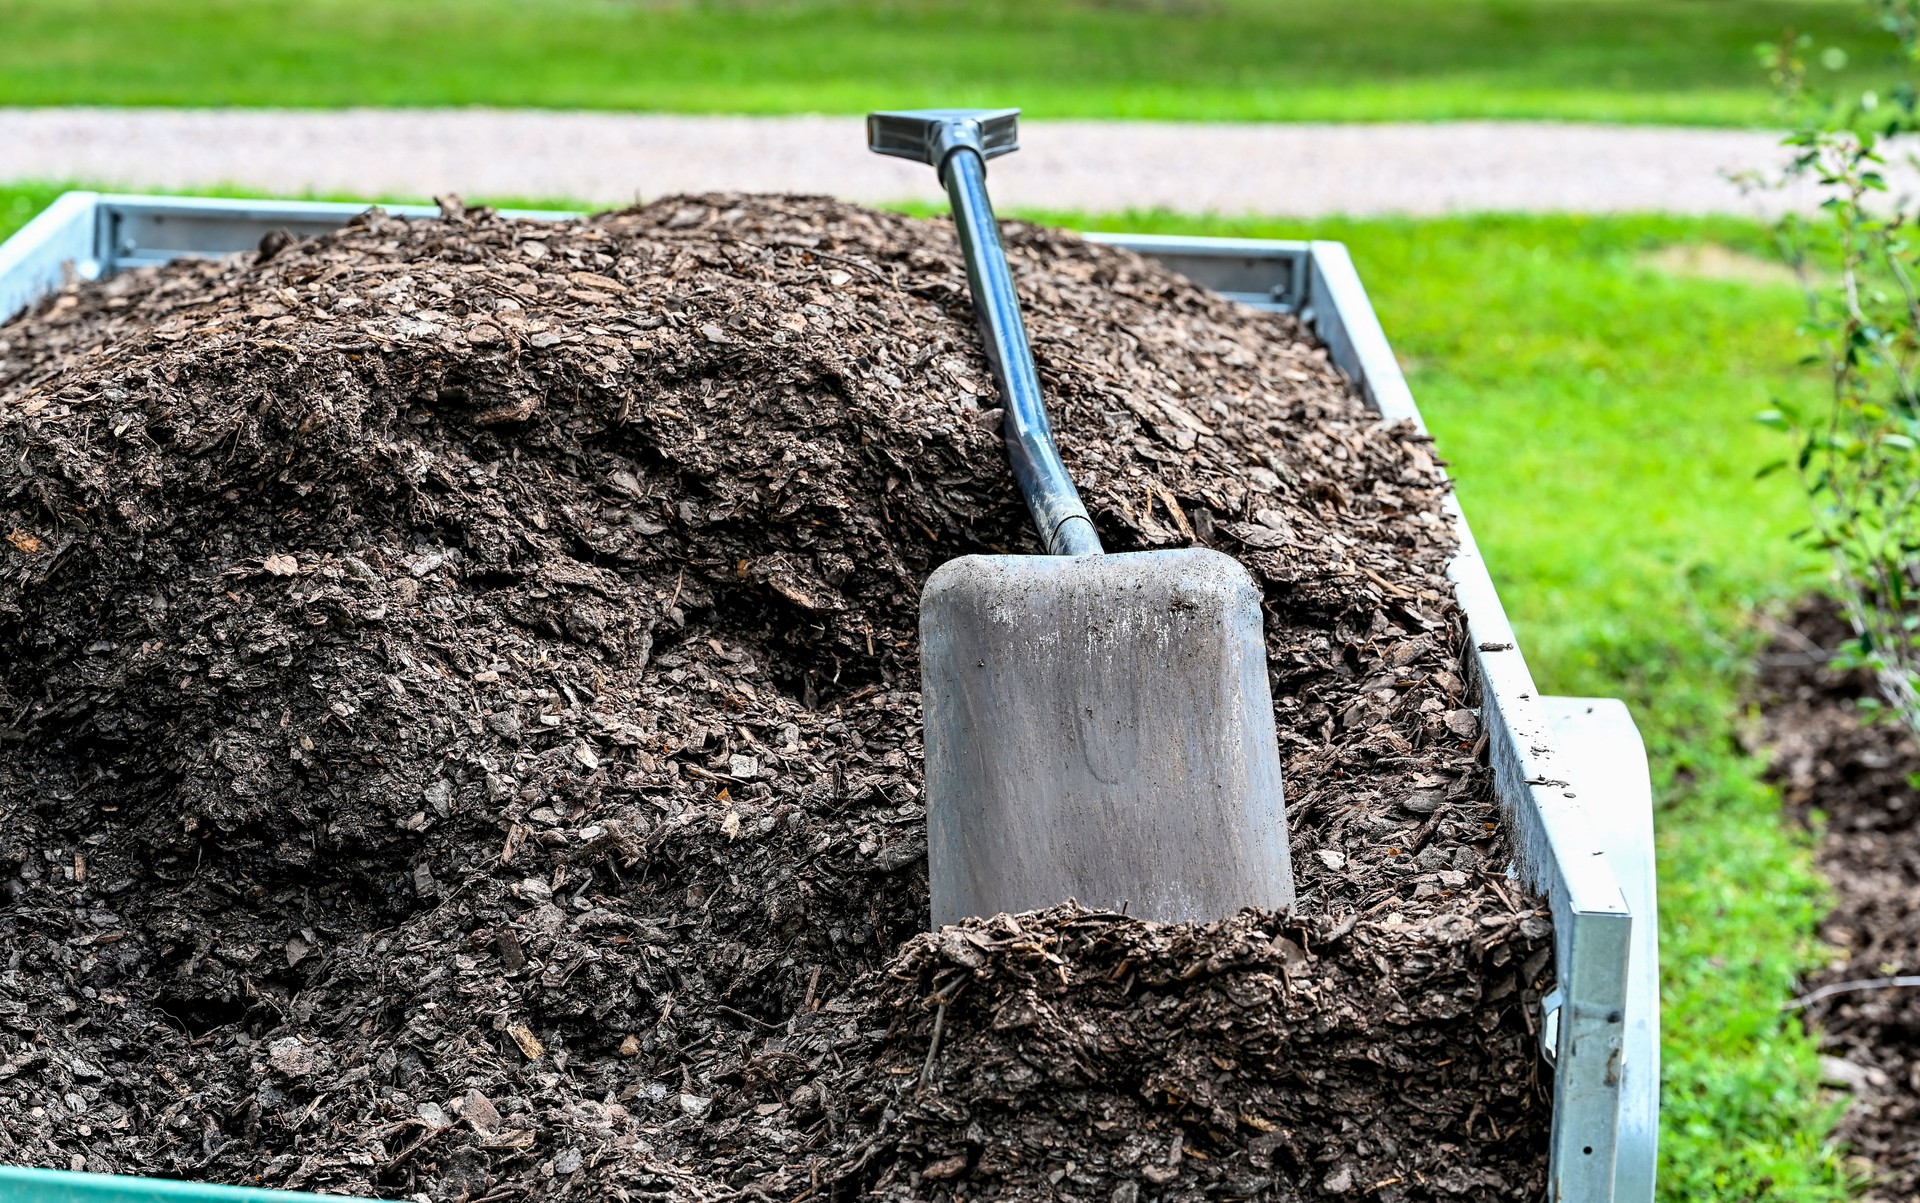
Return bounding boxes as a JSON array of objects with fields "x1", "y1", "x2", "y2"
[{"x1": 868, "y1": 109, "x2": 1102, "y2": 557}]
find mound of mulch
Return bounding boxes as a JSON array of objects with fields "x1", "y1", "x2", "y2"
[
  {"x1": 0, "y1": 194, "x2": 1550, "y2": 1200},
  {"x1": 1760, "y1": 600, "x2": 1920, "y2": 1196}
]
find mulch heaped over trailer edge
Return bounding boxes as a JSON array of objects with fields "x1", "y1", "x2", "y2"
[{"x1": 0, "y1": 195, "x2": 1550, "y2": 1200}]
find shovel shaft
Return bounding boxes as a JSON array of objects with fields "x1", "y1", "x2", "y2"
[{"x1": 939, "y1": 147, "x2": 1103, "y2": 557}]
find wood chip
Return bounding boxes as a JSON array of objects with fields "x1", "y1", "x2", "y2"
[{"x1": 506, "y1": 1021, "x2": 544, "y2": 1060}]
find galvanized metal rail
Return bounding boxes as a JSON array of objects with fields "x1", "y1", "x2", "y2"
[{"x1": 0, "y1": 193, "x2": 1657, "y2": 1203}]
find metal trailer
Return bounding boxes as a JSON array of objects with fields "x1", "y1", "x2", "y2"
[{"x1": 0, "y1": 195, "x2": 1660, "y2": 1203}]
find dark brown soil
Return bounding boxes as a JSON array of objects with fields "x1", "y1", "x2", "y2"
[
  {"x1": 0, "y1": 194, "x2": 1550, "y2": 1200},
  {"x1": 1759, "y1": 600, "x2": 1920, "y2": 1197}
]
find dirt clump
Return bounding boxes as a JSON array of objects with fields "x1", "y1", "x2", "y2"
[
  {"x1": 0, "y1": 194, "x2": 1549, "y2": 1199},
  {"x1": 1760, "y1": 600, "x2": 1920, "y2": 1196}
]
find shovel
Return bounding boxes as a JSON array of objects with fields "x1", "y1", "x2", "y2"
[{"x1": 869, "y1": 108, "x2": 1295, "y2": 926}]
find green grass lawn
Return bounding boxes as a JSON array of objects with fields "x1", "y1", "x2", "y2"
[
  {"x1": 0, "y1": 0, "x2": 1889, "y2": 126},
  {"x1": 0, "y1": 190, "x2": 1860, "y2": 1199}
]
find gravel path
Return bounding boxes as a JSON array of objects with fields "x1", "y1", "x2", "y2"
[{"x1": 0, "y1": 107, "x2": 1863, "y2": 216}]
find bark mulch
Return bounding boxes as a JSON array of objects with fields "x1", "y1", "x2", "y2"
[
  {"x1": 0, "y1": 194, "x2": 1551, "y2": 1201},
  {"x1": 1760, "y1": 600, "x2": 1920, "y2": 1197}
]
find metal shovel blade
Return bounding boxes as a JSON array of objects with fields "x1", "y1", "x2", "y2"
[{"x1": 921, "y1": 547, "x2": 1294, "y2": 926}]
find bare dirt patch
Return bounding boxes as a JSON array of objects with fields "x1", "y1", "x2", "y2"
[
  {"x1": 1639, "y1": 243, "x2": 1799, "y2": 288},
  {"x1": 1761, "y1": 601, "x2": 1920, "y2": 1197}
]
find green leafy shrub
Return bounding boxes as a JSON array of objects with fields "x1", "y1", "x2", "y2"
[{"x1": 1760, "y1": 0, "x2": 1920, "y2": 731}]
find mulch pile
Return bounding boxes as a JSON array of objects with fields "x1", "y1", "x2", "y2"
[
  {"x1": 0, "y1": 194, "x2": 1551, "y2": 1200},
  {"x1": 1760, "y1": 600, "x2": 1920, "y2": 1197}
]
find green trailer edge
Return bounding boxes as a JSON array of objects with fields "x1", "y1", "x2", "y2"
[{"x1": 0, "y1": 1167, "x2": 361, "y2": 1202}]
